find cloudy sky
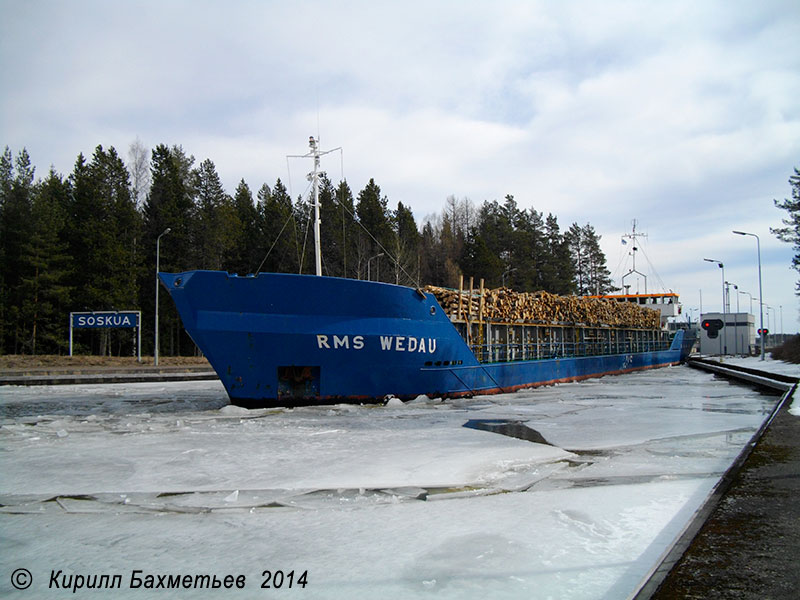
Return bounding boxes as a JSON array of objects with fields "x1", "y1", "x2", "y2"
[{"x1": 2, "y1": 0, "x2": 799, "y2": 332}]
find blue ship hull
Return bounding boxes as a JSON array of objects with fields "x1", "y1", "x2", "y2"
[{"x1": 160, "y1": 271, "x2": 684, "y2": 407}]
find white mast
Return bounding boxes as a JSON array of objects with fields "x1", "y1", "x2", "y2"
[
  {"x1": 289, "y1": 136, "x2": 341, "y2": 276},
  {"x1": 309, "y1": 136, "x2": 323, "y2": 276},
  {"x1": 621, "y1": 219, "x2": 648, "y2": 293}
]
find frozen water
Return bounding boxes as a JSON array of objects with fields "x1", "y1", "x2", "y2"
[{"x1": 0, "y1": 365, "x2": 785, "y2": 598}]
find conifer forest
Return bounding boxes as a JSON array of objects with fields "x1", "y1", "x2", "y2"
[{"x1": 0, "y1": 143, "x2": 616, "y2": 357}]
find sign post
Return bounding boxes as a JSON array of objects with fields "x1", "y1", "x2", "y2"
[{"x1": 69, "y1": 311, "x2": 142, "y2": 362}]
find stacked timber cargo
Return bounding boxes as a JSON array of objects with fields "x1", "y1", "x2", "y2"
[{"x1": 424, "y1": 283, "x2": 660, "y2": 329}]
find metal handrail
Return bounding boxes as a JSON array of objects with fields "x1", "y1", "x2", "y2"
[{"x1": 470, "y1": 338, "x2": 672, "y2": 364}]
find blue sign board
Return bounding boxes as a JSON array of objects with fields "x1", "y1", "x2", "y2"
[
  {"x1": 69, "y1": 310, "x2": 142, "y2": 361},
  {"x1": 71, "y1": 312, "x2": 140, "y2": 329}
]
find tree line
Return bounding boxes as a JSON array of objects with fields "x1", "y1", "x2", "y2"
[{"x1": 0, "y1": 143, "x2": 614, "y2": 357}]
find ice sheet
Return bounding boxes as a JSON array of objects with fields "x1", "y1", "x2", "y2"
[{"x1": 0, "y1": 365, "x2": 781, "y2": 599}]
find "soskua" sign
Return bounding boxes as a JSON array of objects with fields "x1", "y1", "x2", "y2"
[
  {"x1": 69, "y1": 311, "x2": 142, "y2": 361},
  {"x1": 71, "y1": 312, "x2": 140, "y2": 328}
]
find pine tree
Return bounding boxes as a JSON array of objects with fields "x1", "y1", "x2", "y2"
[
  {"x1": 512, "y1": 207, "x2": 546, "y2": 291},
  {"x1": 355, "y1": 179, "x2": 394, "y2": 281},
  {"x1": 336, "y1": 180, "x2": 360, "y2": 279},
  {"x1": 142, "y1": 144, "x2": 196, "y2": 269},
  {"x1": 419, "y1": 219, "x2": 444, "y2": 286},
  {"x1": 68, "y1": 146, "x2": 140, "y2": 310},
  {"x1": 192, "y1": 158, "x2": 236, "y2": 271},
  {"x1": 140, "y1": 144, "x2": 196, "y2": 356},
  {"x1": 256, "y1": 179, "x2": 299, "y2": 274},
  {"x1": 318, "y1": 176, "x2": 359, "y2": 278},
  {"x1": 0, "y1": 147, "x2": 12, "y2": 198},
  {"x1": 581, "y1": 224, "x2": 615, "y2": 295},
  {"x1": 543, "y1": 214, "x2": 575, "y2": 295},
  {"x1": 393, "y1": 201, "x2": 421, "y2": 285},
  {"x1": 0, "y1": 148, "x2": 36, "y2": 353},
  {"x1": 565, "y1": 223, "x2": 587, "y2": 295},
  {"x1": 101, "y1": 146, "x2": 141, "y2": 310},
  {"x1": 19, "y1": 169, "x2": 73, "y2": 354},
  {"x1": 229, "y1": 179, "x2": 260, "y2": 275},
  {"x1": 461, "y1": 198, "x2": 513, "y2": 287},
  {"x1": 565, "y1": 223, "x2": 614, "y2": 295},
  {"x1": 771, "y1": 166, "x2": 800, "y2": 294},
  {"x1": 318, "y1": 175, "x2": 339, "y2": 276},
  {"x1": 461, "y1": 231, "x2": 504, "y2": 287}
]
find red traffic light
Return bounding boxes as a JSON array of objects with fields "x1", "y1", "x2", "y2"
[
  {"x1": 702, "y1": 319, "x2": 724, "y2": 338},
  {"x1": 758, "y1": 328, "x2": 769, "y2": 335}
]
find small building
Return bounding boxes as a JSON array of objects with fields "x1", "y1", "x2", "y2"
[{"x1": 699, "y1": 312, "x2": 755, "y2": 356}]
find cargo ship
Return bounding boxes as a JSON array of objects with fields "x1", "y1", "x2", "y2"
[
  {"x1": 160, "y1": 271, "x2": 684, "y2": 407},
  {"x1": 159, "y1": 138, "x2": 684, "y2": 408}
]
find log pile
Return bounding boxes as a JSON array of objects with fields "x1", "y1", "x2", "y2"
[{"x1": 424, "y1": 284, "x2": 661, "y2": 329}]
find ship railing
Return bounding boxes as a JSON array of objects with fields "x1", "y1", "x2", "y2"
[{"x1": 469, "y1": 338, "x2": 673, "y2": 364}]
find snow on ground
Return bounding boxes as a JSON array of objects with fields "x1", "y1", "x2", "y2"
[
  {"x1": 0, "y1": 365, "x2": 785, "y2": 599},
  {"x1": 723, "y1": 355, "x2": 800, "y2": 378}
]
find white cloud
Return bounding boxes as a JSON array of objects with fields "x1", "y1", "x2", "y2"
[{"x1": 1, "y1": 0, "x2": 799, "y2": 327}]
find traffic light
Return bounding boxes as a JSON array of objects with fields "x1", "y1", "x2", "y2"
[
  {"x1": 758, "y1": 328, "x2": 769, "y2": 335},
  {"x1": 701, "y1": 319, "x2": 724, "y2": 338}
]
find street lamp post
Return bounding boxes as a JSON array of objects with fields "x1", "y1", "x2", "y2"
[
  {"x1": 703, "y1": 258, "x2": 725, "y2": 357},
  {"x1": 725, "y1": 281, "x2": 739, "y2": 356},
  {"x1": 367, "y1": 253, "x2": 384, "y2": 281},
  {"x1": 733, "y1": 285, "x2": 750, "y2": 356},
  {"x1": 738, "y1": 290, "x2": 753, "y2": 315},
  {"x1": 155, "y1": 228, "x2": 171, "y2": 366},
  {"x1": 732, "y1": 231, "x2": 765, "y2": 361}
]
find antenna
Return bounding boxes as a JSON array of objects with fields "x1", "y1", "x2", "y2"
[{"x1": 621, "y1": 219, "x2": 648, "y2": 293}]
